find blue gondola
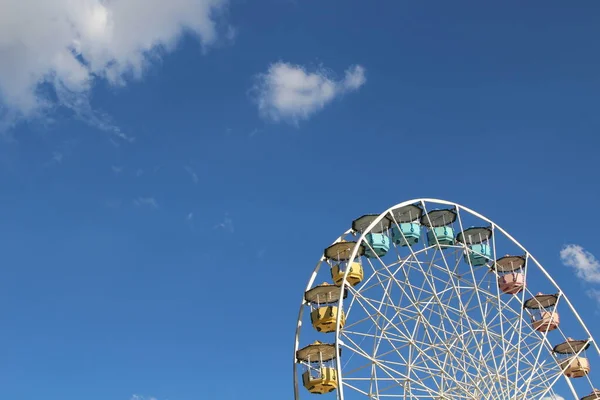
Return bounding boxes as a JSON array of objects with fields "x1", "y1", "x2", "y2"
[
  {"x1": 427, "y1": 226, "x2": 455, "y2": 247},
  {"x1": 364, "y1": 233, "x2": 390, "y2": 258},
  {"x1": 465, "y1": 243, "x2": 491, "y2": 266},
  {"x1": 391, "y1": 223, "x2": 421, "y2": 247}
]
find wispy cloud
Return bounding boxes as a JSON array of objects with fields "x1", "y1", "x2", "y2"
[
  {"x1": 52, "y1": 151, "x2": 64, "y2": 164},
  {"x1": 133, "y1": 197, "x2": 159, "y2": 209},
  {"x1": 214, "y1": 213, "x2": 234, "y2": 233},
  {"x1": 252, "y1": 62, "x2": 366, "y2": 124},
  {"x1": 185, "y1": 212, "x2": 195, "y2": 231},
  {"x1": 44, "y1": 138, "x2": 80, "y2": 167},
  {"x1": 135, "y1": 168, "x2": 144, "y2": 177},
  {"x1": 184, "y1": 166, "x2": 199, "y2": 184},
  {"x1": 43, "y1": 151, "x2": 64, "y2": 167},
  {"x1": 131, "y1": 395, "x2": 157, "y2": 400},
  {"x1": 111, "y1": 165, "x2": 123, "y2": 175},
  {"x1": 586, "y1": 289, "x2": 600, "y2": 305},
  {"x1": 560, "y1": 244, "x2": 600, "y2": 284},
  {"x1": 541, "y1": 395, "x2": 565, "y2": 400},
  {"x1": 249, "y1": 128, "x2": 261, "y2": 137},
  {"x1": 0, "y1": 0, "x2": 231, "y2": 134},
  {"x1": 55, "y1": 90, "x2": 135, "y2": 144}
]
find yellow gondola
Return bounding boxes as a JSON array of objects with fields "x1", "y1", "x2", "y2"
[
  {"x1": 305, "y1": 283, "x2": 347, "y2": 333},
  {"x1": 325, "y1": 240, "x2": 365, "y2": 287},
  {"x1": 296, "y1": 341, "x2": 340, "y2": 394}
]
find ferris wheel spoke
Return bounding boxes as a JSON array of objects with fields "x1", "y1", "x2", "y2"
[
  {"x1": 344, "y1": 274, "x2": 379, "y2": 317},
  {"x1": 369, "y1": 275, "x2": 403, "y2": 398},
  {"x1": 506, "y1": 252, "x2": 531, "y2": 397},
  {"x1": 494, "y1": 308, "x2": 548, "y2": 395},
  {"x1": 487, "y1": 224, "x2": 513, "y2": 389},
  {"x1": 352, "y1": 260, "x2": 423, "y2": 342},
  {"x1": 344, "y1": 377, "x2": 409, "y2": 381},
  {"x1": 342, "y1": 360, "x2": 373, "y2": 378},
  {"x1": 397, "y1": 255, "x2": 501, "y2": 398},
  {"x1": 500, "y1": 308, "x2": 554, "y2": 395},
  {"x1": 345, "y1": 250, "x2": 412, "y2": 317},
  {"x1": 341, "y1": 380, "x2": 371, "y2": 397},
  {"x1": 413, "y1": 249, "x2": 502, "y2": 398},
  {"x1": 518, "y1": 295, "x2": 573, "y2": 397},
  {"x1": 346, "y1": 254, "x2": 414, "y2": 320},
  {"x1": 344, "y1": 289, "x2": 412, "y2": 356},
  {"x1": 343, "y1": 257, "x2": 394, "y2": 318},
  {"x1": 343, "y1": 276, "x2": 452, "y2": 396},
  {"x1": 520, "y1": 335, "x2": 589, "y2": 398},
  {"x1": 340, "y1": 337, "x2": 436, "y2": 396},
  {"x1": 347, "y1": 296, "x2": 420, "y2": 363},
  {"x1": 417, "y1": 305, "x2": 491, "y2": 393},
  {"x1": 523, "y1": 360, "x2": 568, "y2": 399},
  {"x1": 370, "y1": 355, "x2": 379, "y2": 399}
]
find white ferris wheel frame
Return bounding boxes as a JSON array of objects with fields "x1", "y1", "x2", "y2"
[{"x1": 293, "y1": 198, "x2": 600, "y2": 400}]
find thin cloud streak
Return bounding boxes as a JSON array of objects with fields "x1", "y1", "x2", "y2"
[
  {"x1": 44, "y1": 151, "x2": 64, "y2": 167},
  {"x1": 184, "y1": 166, "x2": 199, "y2": 184},
  {"x1": 52, "y1": 152, "x2": 64, "y2": 163},
  {"x1": 133, "y1": 197, "x2": 158, "y2": 209},
  {"x1": 587, "y1": 289, "x2": 600, "y2": 305},
  {"x1": 214, "y1": 213, "x2": 234, "y2": 233}
]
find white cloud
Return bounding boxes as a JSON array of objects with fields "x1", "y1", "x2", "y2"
[
  {"x1": 133, "y1": 197, "x2": 158, "y2": 209},
  {"x1": 541, "y1": 396, "x2": 565, "y2": 400},
  {"x1": 0, "y1": 0, "x2": 229, "y2": 131},
  {"x1": 111, "y1": 165, "x2": 123, "y2": 175},
  {"x1": 560, "y1": 244, "x2": 600, "y2": 284},
  {"x1": 253, "y1": 62, "x2": 366, "y2": 123}
]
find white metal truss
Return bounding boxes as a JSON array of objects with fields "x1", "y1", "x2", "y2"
[{"x1": 293, "y1": 199, "x2": 600, "y2": 400}]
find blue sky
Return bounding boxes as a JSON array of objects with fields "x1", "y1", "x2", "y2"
[{"x1": 1, "y1": 1, "x2": 600, "y2": 400}]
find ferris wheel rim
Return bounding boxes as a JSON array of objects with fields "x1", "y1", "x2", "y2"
[{"x1": 293, "y1": 198, "x2": 599, "y2": 400}]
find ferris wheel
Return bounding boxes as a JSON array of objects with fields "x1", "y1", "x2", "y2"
[{"x1": 293, "y1": 198, "x2": 600, "y2": 400}]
